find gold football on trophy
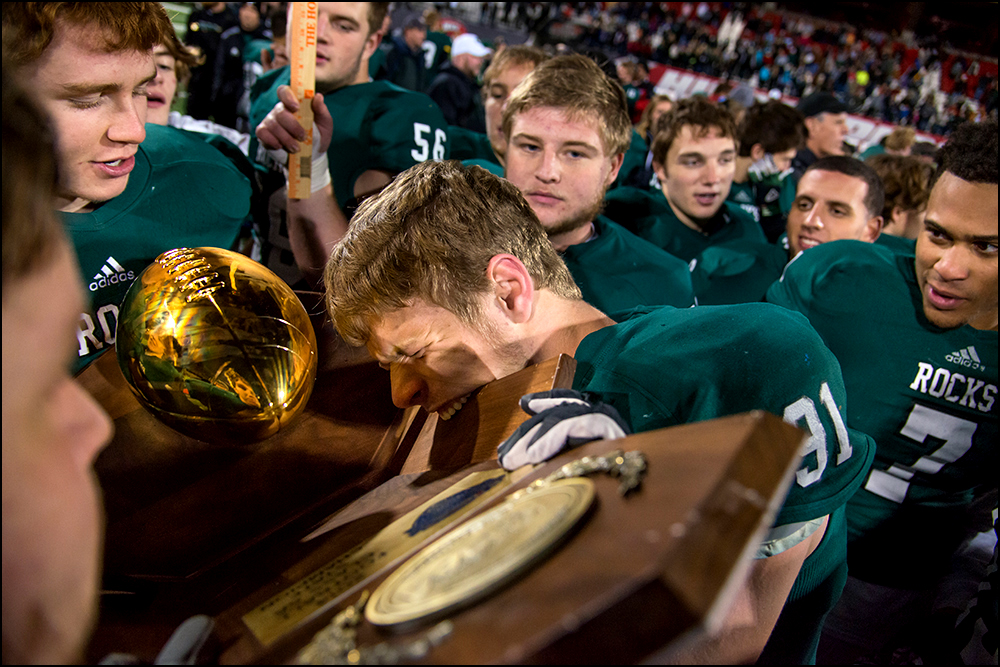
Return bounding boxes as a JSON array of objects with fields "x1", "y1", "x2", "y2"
[{"x1": 116, "y1": 247, "x2": 318, "y2": 444}]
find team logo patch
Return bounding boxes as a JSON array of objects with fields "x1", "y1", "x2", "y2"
[{"x1": 946, "y1": 346, "x2": 985, "y2": 372}]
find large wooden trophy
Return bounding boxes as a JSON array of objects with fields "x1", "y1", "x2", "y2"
[{"x1": 81, "y1": 264, "x2": 805, "y2": 664}]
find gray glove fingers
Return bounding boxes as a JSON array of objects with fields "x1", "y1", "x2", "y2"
[{"x1": 518, "y1": 388, "x2": 590, "y2": 415}]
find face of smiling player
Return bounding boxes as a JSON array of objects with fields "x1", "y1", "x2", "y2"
[
  {"x1": 654, "y1": 124, "x2": 736, "y2": 233},
  {"x1": 915, "y1": 171, "x2": 999, "y2": 331},
  {"x1": 786, "y1": 168, "x2": 882, "y2": 257},
  {"x1": 27, "y1": 20, "x2": 155, "y2": 212}
]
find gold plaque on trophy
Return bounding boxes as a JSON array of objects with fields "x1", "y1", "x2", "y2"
[{"x1": 365, "y1": 478, "x2": 596, "y2": 629}]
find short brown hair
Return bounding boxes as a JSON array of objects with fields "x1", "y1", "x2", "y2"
[
  {"x1": 737, "y1": 101, "x2": 805, "y2": 157},
  {"x1": 367, "y1": 3, "x2": 390, "y2": 36},
  {"x1": 866, "y1": 154, "x2": 933, "y2": 219},
  {"x1": 325, "y1": 161, "x2": 581, "y2": 345},
  {"x1": 806, "y1": 156, "x2": 885, "y2": 220},
  {"x1": 481, "y1": 44, "x2": 548, "y2": 95},
  {"x1": 2, "y1": 2, "x2": 173, "y2": 68},
  {"x1": 502, "y1": 53, "x2": 632, "y2": 156},
  {"x1": 651, "y1": 96, "x2": 737, "y2": 167},
  {"x1": 158, "y1": 22, "x2": 200, "y2": 84},
  {"x1": 2, "y1": 66, "x2": 63, "y2": 297}
]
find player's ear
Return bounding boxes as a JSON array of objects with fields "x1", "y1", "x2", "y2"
[
  {"x1": 750, "y1": 143, "x2": 766, "y2": 161},
  {"x1": 863, "y1": 215, "x2": 884, "y2": 243},
  {"x1": 652, "y1": 159, "x2": 667, "y2": 185},
  {"x1": 363, "y1": 28, "x2": 382, "y2": 60},
  {"x1": 605, "y1": 151, "x2": 625, "y2": 187},
  {"x1": 488, "y1": 254, "x2": 534, "y2": 324}
]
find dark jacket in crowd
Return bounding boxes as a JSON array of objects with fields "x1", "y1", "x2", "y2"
[
  {"x1": 185, "y1": 4, "x2": 239, "y2": 120},
  {"x1": 382, "y1": 35, "x2": 429, "y2": 93},
  {"x1": 427, "y1": 62, "x2": 486, "y2": 133},
  {"x1": 213, "y1": 24, "x2": 270, "y2": 132}
]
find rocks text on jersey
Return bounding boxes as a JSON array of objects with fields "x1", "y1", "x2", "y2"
[{"x1": 910, "y1": 361, "x2": 997, "y2": 414}]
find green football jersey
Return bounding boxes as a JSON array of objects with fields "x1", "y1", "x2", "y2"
[
  {"x1": 460, "y1": 158, "x2": 503, "y2": 176},
  {"x1": 421, "y1": 31, "x2": 452, "y2": 82},
  {"x1": 368, "y1": 44, "x2": 387, "y2": 79},
  {"x1": 560, "y1": 215, "x2": 695, "y2": 314},
  {"x1": 767, "y1": 241, "x2": 998, "y2": 588},
  {"x1": 249, "y1": 70, "x2": 450, "y2": 286},
  {"x1": 65, "y1": 124, "x2": 251, "y2": 372},
  {"x1": 448, "y1": 125, "x2": 498, "y2": 163},
  {"x1": 574, "y1": 303, "x2": 875, "y2": 663},
  {"x1": 611, "y1": 129, "x2": 649, "y2": 190},
  {"x1": 604, "y1": 186, "x2": 767, "y2": 262},
  {"x1": 250, "y1": 70, "x2": 449, "y2": 213},
  {"x1": 875, "y1": 232, "x2": 917, "y2": 255},
  {"x1": 690, "y1": 240, "x2": 789, "y2": 305},
  {"x1": 728, "y1": 180, "x2": 760, "y2": 222}
]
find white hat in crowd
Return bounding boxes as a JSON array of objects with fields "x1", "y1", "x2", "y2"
[{"x1": 451, "y1": 33, "x2": 492, "y2": 58}]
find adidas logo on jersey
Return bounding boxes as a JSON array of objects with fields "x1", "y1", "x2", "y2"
[
  {"x1": 946, "y1": 346, "x2": 986, "y2": 372},
  {"x1": 764, "y1": 188, "x2": 781, "y2": 203},
  {"x1": 89, "y1": 256, "x2": 135, "y2": 292}
]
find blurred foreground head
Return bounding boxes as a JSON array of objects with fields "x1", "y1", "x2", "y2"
[{"x1": 2, "y1": 66, "x2": 114, "y2": 664}]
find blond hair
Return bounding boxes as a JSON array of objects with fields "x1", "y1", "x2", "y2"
[
  {"x1": 481, "y1": 44, "x2": 549, "y2": 94},
  {"x1": 884, "y1": 126, "x2": 916, "y2": 153},
  {"x1": 636, "y1": 94, "x2": 673, "y2": 139},
  {"x1": 325, "y1": 161, "x2": 580, "y2": 345},
  {"x1": 502, "y1": 53, "x2": 632, "y2": 156}
]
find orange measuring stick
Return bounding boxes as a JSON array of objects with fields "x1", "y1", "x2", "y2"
[{"x1": 287, "y1": 3, "x2": 318, "y2": 199}]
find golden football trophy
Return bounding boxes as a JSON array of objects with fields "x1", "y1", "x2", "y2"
[{"x1": 116, "y1": 247, "x2": 318, "y2": 445}]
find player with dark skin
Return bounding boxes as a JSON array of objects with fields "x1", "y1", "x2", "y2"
[{"x1": 767, "y1": 121, "x2": 998, "y2": 664}]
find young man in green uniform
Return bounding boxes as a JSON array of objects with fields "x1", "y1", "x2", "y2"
[
  {"x1": 252, "y1": 2, "x2": 449, "y2": 287},
  {"x1": 449, "y1": 45, "x2": 549, "y2": 167},
  {"x1": 766, "y1": 121, "x2": 998, "y2": 663},
  {"x1": 501, "y1": 55, "x2": 694, "y2": 313},
  {"x1": 692, "y1": 156, "x2": 884, "y2": 305},
  {"x1": 729, "y1": 100, "x2": 805, "y2": 242},
  {"x1": 324, "y1": 160, "x2": 874, "y2": 664},
  {"x1": 3, "y1": 3, "x2": 253, "y2": 372},
  {"x1": 604, "y1": 96, "x2": 765, "y2": 262},
  {"x1": 420, "y1": 9, "x2": 452, "y2": 83}
]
